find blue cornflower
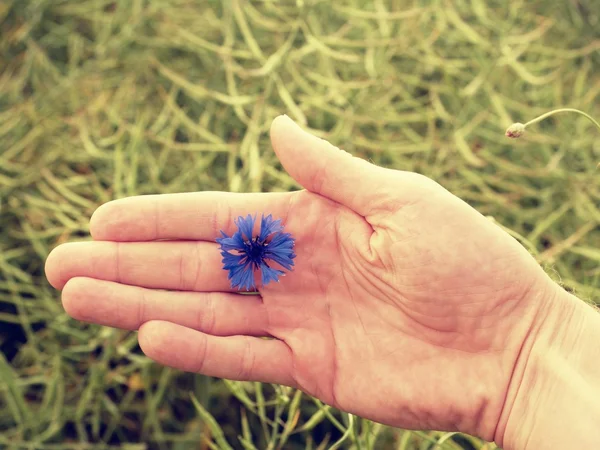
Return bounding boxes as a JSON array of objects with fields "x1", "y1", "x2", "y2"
[{"x1": 216, "y1": 214, "x2": 296, "y2": 291}]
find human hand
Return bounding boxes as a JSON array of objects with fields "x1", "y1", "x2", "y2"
[{"x1": 45, "y1": 115, "x2": 563, "y2": 442}]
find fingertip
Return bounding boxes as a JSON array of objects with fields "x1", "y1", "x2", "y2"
[
  {"x1": 269, "y1": 114, "x2": 306, "y2": 147},
  {"x1": 270, "y1": 114, "x2": 293, "y2": 131},
  {"x1": 88, "y1": 204, "x2": 103, "y2": 240},
  {"x1": 89, "y1": 200, "x2": 115, "y2": 240},
  {"x1": 138, "y1": 322, "x2": 214, "y2": 375},
  {"x1": 138, "y1": 320, "x2": 168, "y2": 357},
  {"x1": 61, "y1": 277, "x2": 88, "y2": 320},
  {"x1": 269, "y1": 114, "x2": 317, "y2": 176},
  {"x1": 138, "y1": 321, "x2": 184, "y2": 368},
  {"x1": 45, "y1": 244, "x2": 68, "y2": 290},
  {"x1": 90, "y1": 196, "x2": 160, "y2": 242}
]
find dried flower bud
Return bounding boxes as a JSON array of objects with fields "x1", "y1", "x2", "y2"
[{"x1": 505, "y1": 123, "x2": 525, "y2": 139}]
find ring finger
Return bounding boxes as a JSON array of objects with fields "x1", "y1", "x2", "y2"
[{"x1": 62, "y1": 277, "x2": 269, "y2": 336}]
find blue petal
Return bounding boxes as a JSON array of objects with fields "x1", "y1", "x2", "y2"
[
  {"x1": 221, "y1": 252, "x2": 246, "y2": 270},
  {"x1": 216, "y1": 231, "x2": 246, "y2": 252},
  {"x1": 235, "y1": 215, "x2": 256, "y2": 242},
  {"x1": 269, "y1": 232, "x2": 295, "y2": 249},
  {"x1": 238, "y1": 267, "x2": 256, "y2": 291},
  {"x1": 260, "y1": 264, "x2": 284, "y2": 286},
  {"x1": 263, "y1": 232, "x2": 295, "y2": 269},
  {"x1": 228, "y1": 259, "x2": 256, "y2": 290},
  {"x1": 264, "y1": 252, "x2": 295, "y2": 270},
  {"x1": 259, "y1": 214, "x2": 283, "y2": 241}
]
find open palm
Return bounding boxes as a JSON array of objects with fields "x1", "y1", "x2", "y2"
[{"x1": 46, "y1": 116, "x2": 557, "y2": 441}]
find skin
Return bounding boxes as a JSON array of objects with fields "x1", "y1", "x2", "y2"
[{"x1": 46, "y1": 115, "x2": 566, "y2": 443}]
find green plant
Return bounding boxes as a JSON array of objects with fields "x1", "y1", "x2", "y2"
[{"x1": 1, "y1": 0, "x2": 598, "y2": 448}]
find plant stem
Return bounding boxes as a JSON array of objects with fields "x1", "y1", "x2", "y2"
[{"x1": 524, "y1": 108, "x2": 600, "y2": 133}]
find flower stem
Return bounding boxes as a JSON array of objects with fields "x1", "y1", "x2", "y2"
[
  {"x1": 505, "y1": 108, "x2": 600, "y2": 167},
  {"x1": 523, "y1": 108, "x2": 600, "y2": 133}
]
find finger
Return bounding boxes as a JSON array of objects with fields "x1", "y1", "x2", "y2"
[
  {"x1": 90, "y1": 190, "x2": 295, "y2": 242},
  {"x1": 270, "y1": 114, "x2": 401, "y2": 217},
  {"x1": 45, "y1": 240, "x2": 236, "y2": 292},
  {"x1": 138, "y1": 321, "x2": 295, "y2": 385},
  {"x1": 62, "y1": 277, "x2": 268, "y2": 336}
]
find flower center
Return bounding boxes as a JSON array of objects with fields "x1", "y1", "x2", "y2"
[{"x1": 245, "y1": 238, "x2": 266, "y2": 264}]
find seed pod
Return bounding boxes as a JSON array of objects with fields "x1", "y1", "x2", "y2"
[{"x1": 505, "y1": 123, "x2": 526, "y2": 139}]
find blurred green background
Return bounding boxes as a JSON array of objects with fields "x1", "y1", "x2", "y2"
[{"x1": 1, "y1": 0, "x2": 599, "y2": 449}]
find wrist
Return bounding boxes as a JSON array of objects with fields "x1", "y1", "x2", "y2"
[{"x1": 496, "y1": 285, "x2": 600, "y2": 450}]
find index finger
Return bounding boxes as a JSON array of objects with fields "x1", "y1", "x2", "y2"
[{"x1": 90, "y1": 191, "x2": 297, "y2": 242}]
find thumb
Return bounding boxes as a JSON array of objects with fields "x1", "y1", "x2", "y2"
[{"x1": 269, "y1": 115, "x2": 397, "y2": 216}]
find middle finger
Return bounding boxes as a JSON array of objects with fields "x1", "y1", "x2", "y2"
[{"x1": 46, "y1": 240, "x2": 239, "y2": 292}]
